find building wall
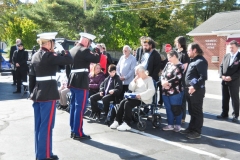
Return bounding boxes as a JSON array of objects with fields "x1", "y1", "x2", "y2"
[{"x1": 193, "y1": 36, "x2": 227, "y2": 70}]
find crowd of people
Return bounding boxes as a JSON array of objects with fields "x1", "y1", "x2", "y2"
[{"x1": 9, "y1": 32, "x2": 240, "y2": 160}]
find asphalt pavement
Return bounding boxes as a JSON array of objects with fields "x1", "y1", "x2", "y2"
[{"x1": 0, "y1": 70, "x2": 239, "y2": 160}]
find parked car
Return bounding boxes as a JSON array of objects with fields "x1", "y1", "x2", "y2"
[{"x1": 0, "y1": 54, "x2": 12, "y2": 72}]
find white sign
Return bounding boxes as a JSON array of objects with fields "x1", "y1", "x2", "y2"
[{"x1": 205, "y1": 39, "x2": 217, "y2": 49}]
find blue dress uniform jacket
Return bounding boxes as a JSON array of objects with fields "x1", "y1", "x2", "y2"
[{"x1": 30, "y1": 48, "x2": 73, "y2": 101}]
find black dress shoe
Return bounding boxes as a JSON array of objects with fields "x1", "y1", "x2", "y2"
[
  {"x1": 216, "y1": 115, "x2": 228, "y2": 119},
  {"x1": 232, "y1": 117, "x2": 239, "y2": 123},
  {"x1": 73, "y1": 134, "x2": 91, "y2": 140},
  {"x1": 13, "y1": 91, "x2": 21, "y2": 94},
  {"x1": 37, "y1": 155, "x2": 59, "y2": 160},
  {"x1": 70, "y1": 132, "x2": 74, "y2": 138}
]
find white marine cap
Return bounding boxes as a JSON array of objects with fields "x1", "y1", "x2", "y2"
[
  {"x1": 79, "y1": 32, "x2": 96, "y2": 41},
  {"x1": 37, "y1": 32, "x2": 58, "y2": 40}
]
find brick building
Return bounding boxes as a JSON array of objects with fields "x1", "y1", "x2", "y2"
[{"x1": 187, "y1": 10, "x2": 240, "y2": 70}]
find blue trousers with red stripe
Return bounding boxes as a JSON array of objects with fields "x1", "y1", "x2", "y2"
[
  {"x1": 33, "y1": 101, "x2": 56, "y2": 159},
  {"x1": 70, "y1": 88, "x2": 88, "y2": 136}
]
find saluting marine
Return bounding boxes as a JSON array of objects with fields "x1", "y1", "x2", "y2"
[
  {"x1": 67, "y1": 32, "x2": 100, "y2": 140},
  {"x1": 29, "y1": 32, "x2": 73, "y2": 160}
]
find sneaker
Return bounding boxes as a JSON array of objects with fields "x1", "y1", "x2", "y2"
[
  {"x1": 179, "y1": 128, "x2": 192, "y2": 134},
  {"x1": 162, "y1": 125, "x2": 174, "y2": 131},
  {"x1": 186, "y1": 131, "x2": 201, "y2": 139},
  {"x1": 173, "y1": 125, "x2": 181, "y2": 132},
  {"x1": 110, "y1": 121, "x2": 119, "y2": 129},
  {"x1": 117, "y1": 122, "x2": 131, "y2": 131}
]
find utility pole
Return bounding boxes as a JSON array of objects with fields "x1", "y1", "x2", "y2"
[{"x1": 83, "y1": 0, "x2": 87, "y2": 32}]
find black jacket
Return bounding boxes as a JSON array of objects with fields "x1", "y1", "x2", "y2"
[
  {"x1": 220, "y1": 52, "x2": 240, "y2": 86},
  {"x1": 67, "y1": 45, "x2": 100, "y2": 89},
  {"x1": 9, "y1": 45, "x2": 17, "y2": 63},
  {"x1": 146, "y1": 49, "x2": 161, "y2": 82},
  {"x1": 99, "y1": 74, "x2": 122, "y2": 96},
  {"x1": 185, "y1": 55, "x2": 208, "y2": 90},
  {"x1": 12, "y1": 49, "x2": 28, "y2": 71},
  {"x1": 29, "y1": 48, "x2": 73, "y2": 101}
]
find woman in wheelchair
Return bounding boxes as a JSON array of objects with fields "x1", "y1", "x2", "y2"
[
  {"x1": 110, "y1": 65, "x2": 155, "y2": 131},
  {"x1": 161, "y1": 50, "x2": 184, "y2": 132},
  {"x1": 89, "y1": 63, "x2": 105, "y2": 98},
  {"x1": 90, "y1": 64, "x2": 122, "y2": 120}
]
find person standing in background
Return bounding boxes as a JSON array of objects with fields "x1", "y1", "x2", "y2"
[
  {"x1": 174, "y1": 36, "x2": 190, "y2": 123},
  {"x1": 180, "y1": 43, "x2": 208, "y2": 139},
  {"x1": 217, "y1": 40, "x2": 240, "y2": 123},
  {"x1": 116, "y1": 45, "x2": 137, "y2": 100},
  {"x1": 12, "y1": 42, "x2": 28, "y2": 93},
  {"x1": 10, "y1": 39, "x2": 21, "y2": 85}
]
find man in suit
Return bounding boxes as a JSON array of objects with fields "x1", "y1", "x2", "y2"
[
  {"x1": 217, "y1": 40, "x2": 240, "y2": 123},
  {"x1": 9, "y1": 39, "x2": 21, "y2": 85}
]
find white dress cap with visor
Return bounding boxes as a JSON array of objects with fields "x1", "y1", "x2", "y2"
[
  {"x1": 79, "y1": 32, "x2": 96, "y2": 48},
  {"x1": 37, "y1": 32, "x2": 58, "y2": 40}
]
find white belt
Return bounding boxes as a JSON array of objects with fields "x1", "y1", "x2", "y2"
[
  {"x1": 36, "y1": 76, "x2": 56, "y2": 81},
  {"x1": 71, "y1": 68, "x2": 89, "y2": 73}
]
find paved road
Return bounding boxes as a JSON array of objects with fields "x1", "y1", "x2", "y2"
[{"x1": 0, "y1": 71, "x2": 239, "y2": 160}]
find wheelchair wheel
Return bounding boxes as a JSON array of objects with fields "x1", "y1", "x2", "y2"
[
  {"x1": 137, "y1": 121, "x2": 147, "y2": 131},
  {"x1": 152, "y1": 113, "x2": 161, "y2": 128},
  {"x1": 132, "y1": 112, "x2": 139, "y2": 122}
]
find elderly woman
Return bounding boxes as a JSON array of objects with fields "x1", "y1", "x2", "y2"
[
  {"x1": 161, "y1": 50, "x2": 184, "y2": 132},
  {"x1": 89, "y1": 63, "x2": 105, "y2": 97},
  {"x1": 110, "y1": 65, "x2": 155, "y2": 131}
]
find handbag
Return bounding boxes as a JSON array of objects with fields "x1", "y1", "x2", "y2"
[{"x1": 171, "y1": 105, "x2": 182, "y2": 116}]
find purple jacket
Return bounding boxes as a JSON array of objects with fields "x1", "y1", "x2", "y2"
[{"x1": 89, "y1": 72, "x2": 105, "y2": 91}]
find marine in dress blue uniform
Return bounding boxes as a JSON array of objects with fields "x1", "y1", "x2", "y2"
[
  {"x1": 29, "y1": 32, "x2": 73, "y2": 160},
  {"x1": 66, "y1": 33, "x2": 100, "y2": 140}
]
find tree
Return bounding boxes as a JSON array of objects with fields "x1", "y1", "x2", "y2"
[{"x1": 1, "y1": 17, "x2": 38, "y2": 49}]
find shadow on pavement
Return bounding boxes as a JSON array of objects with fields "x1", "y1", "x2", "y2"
[
  {"x1": 0, "y1": 82, "x2": 27, "y2": 101},
  {"x1": 80, "y1": 139, "x2": 156, "y2": 160},
  {"x1": 128, "y1": 113, "x2": 240, "y2": 153}
]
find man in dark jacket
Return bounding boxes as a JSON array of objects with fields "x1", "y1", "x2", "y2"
[
  {"x1": 66, "y1": 32, "x2": 101, "y2": 140},
  {"x1": 180, "y1": 43, "x2": 208, "y2": 139},
  {"x1": 217, "y1": 40, "x2": 240, "y2": 123},
  {"x1": 141, "y1": 37, "x2": 161, "y2": 82},
  {"x1": 90, "y1": 64, "x2": 122, "y2": 120},
  {"x1": 9, "y1": 39, "x2": 21, "y2": 85},
  {"x1": 12, "y1": 42, "x2": 28, "y2": 93}
]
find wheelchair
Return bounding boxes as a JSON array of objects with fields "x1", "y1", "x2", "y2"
[{"x1": 131, "y1": 80, "x2": 162, "y2": 131}]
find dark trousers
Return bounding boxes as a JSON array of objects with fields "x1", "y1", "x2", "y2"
[
  {"x1": 222, "y1": 83, "x2": 239, "y2": 118},
  {"x1": 158, "y1": 82, "x2": 163, "y2": 105},
  {"x1": 90, "y1": 93, "x2": 115, "y2": 113},
  {"x1": 12, "y1": 70, "x2": 17, "y2": 84},
  {"x1": 15, "y1": 68, "x2": 27, "y2": 91},
  {"x1": 185, "y1": 88, "x2": 205, "y2": 134},
  {"x1": 119, "y1": 85, "x2": 129, "y2": 101},
  {"x1": 116, "y1": 99, "x2": 141, "y2": 125}
]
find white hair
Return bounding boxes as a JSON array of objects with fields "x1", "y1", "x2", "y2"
[
  {"x1": 135, "y1": 65, "x2": 149, "y2": 75},
  {"x1": 123, "y1": 45, "x2": 132, "y2": 52}
]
